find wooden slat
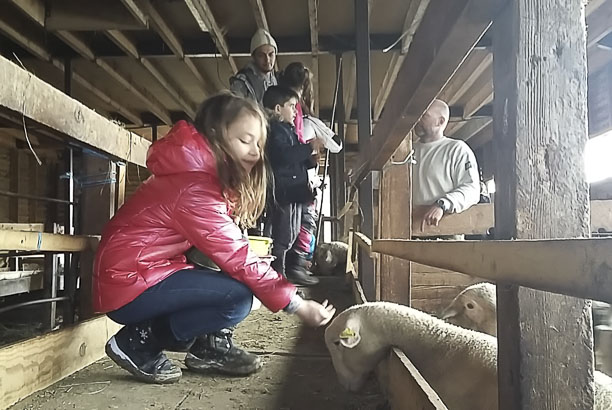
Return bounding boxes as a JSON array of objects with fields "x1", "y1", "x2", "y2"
[
  {"x1": 248, "y1": 0, "x2": 269, "y2": 30},
  {"x1": 411, "y1": 200, "x2": 612, "y2": 236},
  {"x1": 0, "y1": 56, "x2": 150, "y2": 167},
  {"x1": 119, "y1": 0, "x2": 148, "y2": 27},
  {"x1": 365, "y1": 0, "x2": 505, "y2": 171},
  {"x1": 344, "y1": 53, "x2": 357, "y2": 122},
  {"x1": 55, "y1": 31, "x2": 172, "y2": 125},
  {"x1": 7, "y1": 0, "x2": 45, "y2": 26},
  {"x1": 0, "y1": 223, "x2": 44, "y2": 232},
  {"x1": 184, "y1": 0, "x2": 238, "y2": 73},
  {"x1": 439, "y1": 50, "x2": 492, "y2": 105},
  {"x1": 0, "y1": 316, "x2": 122, "y2": 409},
  {"x1": 452, "y1": 117, "x2": 491, "y2": 141},
  {"x1": 354, "y1": 231, "x2": 373, "y2": 258},
  {"x1": 372, "y1": 238, "x2": 612, "y2": 303},
  {"x1": 0, "y1": 16, "x2": 142, "y2": 126},
  {"x1": 0, "y1": 229, "x2": 98, "y2": 252},
  {"x1": 386, "y1": 348, "x2": 448, "y2": 410},
  {"x1": 0, "y1": 272, "x2": 44, "y2": 297}
]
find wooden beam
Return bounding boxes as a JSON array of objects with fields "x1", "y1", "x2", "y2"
[
  {"x1": 386, "y1": 348, "x2": 448, "y2": 410},
  {"x1": 105, "y1": 30, "x2": 196, "y2": 118},
  {"x1": 45, "y1": 1, "x2": 145, "y2": 31},
  {"x1": 184, "y1": 0, "x2": 238, "y2": 73},
  {"x1": 119, "y1": 0, "x2": 148, "y2": 27},
  {"x1": 248, "y1": 0, "x2": 269, "y2": 30},
  {"x1": 587, "y1": 0, "x2": 608, "y2": 16},
  {"x1": 354, "y1": 231, "x2": 373, "y2": 257},
  {"x1": 0, "y1": 229, "x2": 97, "y2": 252},
  {"x1": 373, "y1": 53, "x2": 405, "y2": 121},
  {"x1": 588, "y1": 45, "x2": 612, "y2": 75},
  {"x1": 586, "y1": 0, "x2": 612, "y2": 48},
  {"x1": 344, "y1": 53, "x2": 357, "y2": 122},
  {"x1": 400, "y1": 0, "x2": 431, "y2": 53},
  {"x1": 0, "y1": 17, "x2": 142, "y2": 125},
  {"x1": 372, "y1": 238, "x2": 612, "y2": 303},
  {"x1": 493, "y1": 1, "x2": 593, "y2": 408},
  {"x1": 136, "y1": 0, "x2": 212, "y2": 90},
  {"x1": 462, "y1": 69, "x2": 493, "y2": 117},
  {"x1": 411, "y1": 200, "x2": 612, "y2": 237},
  {"x1": 438, "y1": 50, "x2": 492, "y2": 105},
  {"x1": 379, "y1": 137, "x2": 412, "y2": 304},
  {"x1": 0, "y1": 56, "x2": 150, "y2": 166},
  {"x1": 365, "y1": 0, "x2": 504, "y2": 171},
  {"x1": 6, "y1": 0, "x2": 45, "y2": 26},
  {"x1": 55, "y1": 31, "x2": 172, "y2": 125},
  {"x1": 450, "y1": 117, "x2": 491, "y2": 140},
  {"x1": 0, "y1": 316, "x2": 122, "y2": 409},
  {"x1": 465, "y1": 121, "x2": 492, "y2": 148},
  {"x1": 308, "y1": 0, "x2": 319, "y2": 114}
]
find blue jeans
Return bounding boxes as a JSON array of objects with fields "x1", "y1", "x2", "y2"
[{"x1": 107, "y1": 269, "x2": 253, "y2": 341}]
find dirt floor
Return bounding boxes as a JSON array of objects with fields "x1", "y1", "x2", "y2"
[{"x1": 9, "y1": 277, "x2": 387, "y2": 410}]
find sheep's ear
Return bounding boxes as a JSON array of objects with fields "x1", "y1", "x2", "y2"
[
  {"x1": 441, "y1": 307, "x2": 459, "y2": 319},
  {"x1": 339, "y1": 327, "x2": 361, "y2": 348}
]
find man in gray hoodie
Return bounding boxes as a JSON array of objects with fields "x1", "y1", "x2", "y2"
[{"x1": 230, "y1": 29, "x2": 278, "y2": 104}]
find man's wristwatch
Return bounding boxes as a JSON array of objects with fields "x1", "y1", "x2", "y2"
[{"x1": 435, "y1": 198, "x2": 450, "y2": 213}]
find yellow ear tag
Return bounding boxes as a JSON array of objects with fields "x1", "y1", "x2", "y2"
[{"x1": 339, "y1": 327, "x2": 355, "y2": 339}]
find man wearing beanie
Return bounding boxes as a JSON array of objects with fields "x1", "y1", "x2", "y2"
[{"x1": 230, "y1": 29, "x2": 278, "y2": 104}]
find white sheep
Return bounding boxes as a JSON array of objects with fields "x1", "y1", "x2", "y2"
[
  {"x1": 325, "y1": 301, "x2": 612, "y2": 410},
  {"x1": 440, "y1": 282, "x2": 612, "y2": 376},
  {"x1": 324, "y1": 302, "x2": 499, "y2": 410},
  {"x1": 313, "y1": 241, "x2": 348, "y2": 276},
  {"x1": 440, "y1": 282, "x2": 497, "y2": 336}
]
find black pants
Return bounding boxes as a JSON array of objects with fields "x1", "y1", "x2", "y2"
[{"x1": 269, "y1": 202, "x2": 302, "y2": 276}]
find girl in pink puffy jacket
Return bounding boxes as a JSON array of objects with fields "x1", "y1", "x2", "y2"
[{"x1": 94, "y1": 92, "x2": 335, "y2": 384}]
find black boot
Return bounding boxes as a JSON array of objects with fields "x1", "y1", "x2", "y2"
[
  {"x1": 286, "y1": 252, "x2": 319, "y2": 286},
  {"x1": 105, "y1": 322, "x2": 182, "y2": 384},
  {"x1": 185, "y1": 328, "x2": 262, "y2": 376}
]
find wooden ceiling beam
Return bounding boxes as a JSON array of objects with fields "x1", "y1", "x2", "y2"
[
  {"x1": 119, "y1": 0, "x2": 148, "y2": 27},
  {"x1": 6, "y1": 0, "x2": 45, "y2": 26},
  {"x1": 105, "y1": 30, "x2": 196, "y2": 118},
  {"x1": 586, "y1": 0, "x2": 612, "y2": 48},
  {"x1": 466, "y1": 121, "x2": 492, "y2": 148},
  {"x1": 56, "y1": 31, "x2": 172, "y2": 125},
  {"x1": 248, "y1": 0, "x2": 269, "y2": 31},
  {"x1": 45, "y1": 2, "x2": 144, "y2": 31},
  {"x1": 0, "y1": 16, "x2": 142, "y2": 126},
  {"x1": 184, "y1": 0, "x2": 238, "y2": 73},
  {"x1": 137, "y1": 0, "x2": 213, "y2": 92},
  {"x1": 360, "y1": 0, "x2": 506, "y2": 175},
  {"x1": 450, "y1": 117, "x2": 491, "y2": 141},
  {"x1": 438, "y1": 49, "x2": 492, "y2": 105},
  {"x1": 373, "y1": 0, "x2": 431, "y2": 121},
  {"x1": 308, "y1": 0, "x2": 320, "y2": 115}
]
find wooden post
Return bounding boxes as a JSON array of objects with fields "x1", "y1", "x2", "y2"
[
  {"x1": 78, "y1": 154, "x2": 115, "y2": 319},
  {"x1": 336, "y1": 53, "x2": 347, "y2": 240},
  {"x1": 493, "y1": 1, "x2": 594, "y2": 409},
  {"x1": 355, "y1": 0, "x2": 376, "y2": 300},
  {"x1": 379, "y1": 137, "x2": 412, "y2": 304}
]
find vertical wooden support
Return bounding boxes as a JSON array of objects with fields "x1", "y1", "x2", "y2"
[
  {"x1": 42, "y1": 163, "x2": 60, "y2": 330},
  {"x1": 335, "y1": 53, "x2": 347, "y2": 240},
  {"x1": 117, "y1": 162, "x2": 127, "y2": 209},
  {"x1": 355, "y1": 0, "x2": 375, "y2": 300},
  {"x1": 151, "y1": 125, "x2": 158, "y2": 142},
  {"x1": 493, "y1": 1, "x2": 594, "y2": 409},
  {"x1": 78, "y1": 155, "x2": 115, "y2": 319},
  {"x1": 9, "y1": 149, "x2": 19, "y2": 222},
  {"x1": 28, "y1": 156, "x2": 38, "y2": 222},
  {"x1": 379, "y1": 137, "x2": 412, "y2": 304}
]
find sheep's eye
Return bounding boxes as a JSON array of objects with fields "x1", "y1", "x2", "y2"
[
  {"x1": 334, "y1": 340, "x2": 341, "y2": 346},
  {"x1": 466, "y1": 302, "x2": 475, "y2": 309}
]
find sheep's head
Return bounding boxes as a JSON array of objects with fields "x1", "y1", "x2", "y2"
[
  {"x1": 324, "y1": 308, "x2": 387, "y2": 392},
  {"x1": 440, "y1": 282, "x2": 497, "y2": 336}
]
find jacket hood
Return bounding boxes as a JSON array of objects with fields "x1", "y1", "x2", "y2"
[{"x1": 146, "y1": 120, "x2": 218, "y2": 177}]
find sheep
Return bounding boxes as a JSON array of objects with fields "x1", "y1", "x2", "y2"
[
  {"x1": 324, "y1": 302, "x2": 499, "y2": 410},
  {"x1": 325, "y1": 301, "x2": 612, "y2": 410},
  {"x1": 313, "y1": 241, "x2": 348, "y2": 276},
  {"x1": 439, "y1": 282, "x2": 612, "y2": 376},
  {"x1": 440, "y1": 282, "x2": 497, "y2": 336}
]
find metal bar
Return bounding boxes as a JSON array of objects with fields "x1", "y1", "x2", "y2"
[
  {"x1": 0, "y1": 190, "x2": 76, "y2": 205},
  {"x1": 336, "y1": 53, "x2": 347, "y2": 239},
  {"x1": 0, "y1": 296, "x2": 69, "y2": 315},
  {"x1": 63, "y1": 149, "x2": 75, "y2": 324}
]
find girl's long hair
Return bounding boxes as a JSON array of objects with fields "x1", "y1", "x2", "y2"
[
  {"x1": 279, "y1": 62, "x2": 315, "y2": 116},
  {"x1": 193, "y1": 91, "x2": 268, "y2": 228}
]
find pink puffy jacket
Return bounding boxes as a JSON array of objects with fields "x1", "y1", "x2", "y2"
[{"x1": 93, "y1": 121, "x2": 296, "y2": 313}]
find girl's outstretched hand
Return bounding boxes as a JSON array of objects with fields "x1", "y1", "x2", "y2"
[{"x1": 295, "y1": 299, "x2": 336, "y2": 327}]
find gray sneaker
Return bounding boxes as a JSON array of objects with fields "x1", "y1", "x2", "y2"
[{"x1": 185, "y1": 328, "x2": 262, "y2": 376}]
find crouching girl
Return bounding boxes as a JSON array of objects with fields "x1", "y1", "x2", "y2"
[{"x1": 93, "y1": 92, "x2": 335, "y2": 384}]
